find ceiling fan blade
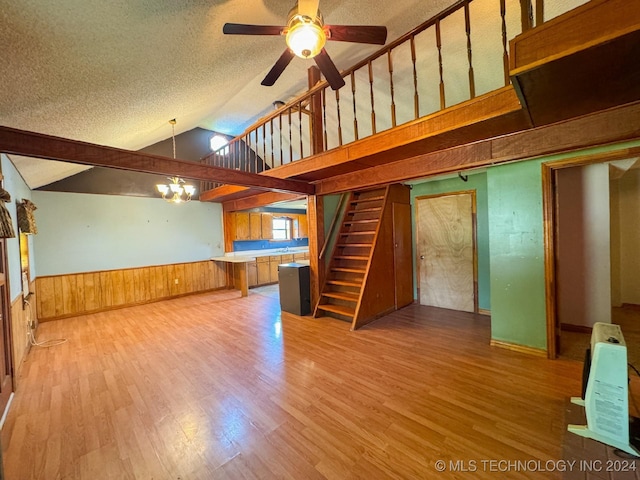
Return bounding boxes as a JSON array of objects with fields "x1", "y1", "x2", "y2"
[
  {"x1": 314, "y1": 48, "x2": 345, "y2": 90},
  {"x1": 261, "y1": 49, "x2": 295, "y2": 86},
  {"x1": 223, "y1": 23, "x2": 284, "y2": 36},
  {"x1": 297, "y1": 0, "x2": 320, "y2": 19},
  {"x1": 327, "y1": 25, "x2": 388, "y2": 45}
]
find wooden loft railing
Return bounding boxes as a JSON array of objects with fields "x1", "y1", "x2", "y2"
[{"x1": 200, "y1": 0, "x2": 589, "y2": 193}]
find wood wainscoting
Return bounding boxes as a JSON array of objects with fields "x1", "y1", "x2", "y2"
[{"x1": 35, "y1": 261, "x2": 228, "y2": 322}]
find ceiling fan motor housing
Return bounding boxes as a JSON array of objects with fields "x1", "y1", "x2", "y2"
[{"x1": 285, "y1": 6, "x2": 327, "y2": 58}]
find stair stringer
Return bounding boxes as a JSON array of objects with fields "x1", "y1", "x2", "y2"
[{"x1": 351, "y1": 184, "x2": 407, "y2": 330}]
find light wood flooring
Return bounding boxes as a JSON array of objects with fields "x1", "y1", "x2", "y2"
[{"x1": 2, "y1": 290, "x2": 586, "y2": 479}]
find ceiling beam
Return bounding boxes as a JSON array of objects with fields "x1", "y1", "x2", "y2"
[{"x1": 0, "y1": 126, "x2": 315, "y2": 195}]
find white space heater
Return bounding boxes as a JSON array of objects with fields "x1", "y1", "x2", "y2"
[{"x1": 568, "y1": 322, "x2": 639, "y2": 456}]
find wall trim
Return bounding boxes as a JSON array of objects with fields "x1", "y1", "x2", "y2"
[
  {"x1": 490, "y1": 339, "x2": 548, "y2": 357},
  {"x1": 560, "y1": 323, "x2": 592, "y2": 334}
]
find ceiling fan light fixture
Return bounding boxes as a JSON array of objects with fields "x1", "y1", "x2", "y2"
[{"x1": 286, "y1": 15, "x2": 326, "y2": 58}]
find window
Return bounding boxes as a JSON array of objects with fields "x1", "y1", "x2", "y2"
[{"x1": 272, "y1": 217, "x2": 291, "y2": 240}]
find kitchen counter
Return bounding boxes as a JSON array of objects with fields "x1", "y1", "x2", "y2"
[
  {"x1": 219, "y1": 246, "x2": 309, "y2": 259},
  {"x1": 211, "y1": 247, "x2": 309, "y2": 296}
]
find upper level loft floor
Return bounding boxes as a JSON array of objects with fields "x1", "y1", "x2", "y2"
[{"x1": 200, "y1": 0, "x2": 640, "y2": 207}]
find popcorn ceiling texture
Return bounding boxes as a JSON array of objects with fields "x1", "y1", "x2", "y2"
[{"x1": 0, "y1": 0, "x2": 584, "y2": 188}]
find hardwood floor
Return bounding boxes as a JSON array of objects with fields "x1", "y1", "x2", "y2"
[{"x1": 2, "y1": 290, "x2": 584, "y2": 479}]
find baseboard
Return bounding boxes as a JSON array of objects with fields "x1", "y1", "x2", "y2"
[
  {"x1": 560, "y1": 323, "x2": 592, "y2": 334},
  {"x1": 490, "y1": 339, "x2": 548, "y2": 358},
  {"x1": 478, "y1": 308, "x2": 491, "y2": 316}
]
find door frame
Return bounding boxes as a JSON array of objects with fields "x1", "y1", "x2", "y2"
[
  {"x1": 541, "y1": 144, "x2": 640, "y2": 359},
  {"x1": 415, "y1": 190, "x2": 478, "y2": 313}
]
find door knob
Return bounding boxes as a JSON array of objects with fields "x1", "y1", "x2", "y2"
[{"x1": 420, "y1": 255, "x2": 425, "y2": 259}]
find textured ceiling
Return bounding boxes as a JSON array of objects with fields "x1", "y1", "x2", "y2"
[{"x1": 0, "y1": 0, "x2": 457, "y2": 188}]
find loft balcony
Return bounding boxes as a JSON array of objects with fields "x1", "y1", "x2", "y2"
[{"x1": 198, "y1": 0, "x2": 640, "y2": 205}]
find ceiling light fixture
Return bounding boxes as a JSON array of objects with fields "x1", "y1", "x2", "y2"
[
  {"x1": 285, "y1": 9, "x2": 326, "y2": 59},
  {"x1": 156, "y1": 119, "x2": 196, "y2": 204}
]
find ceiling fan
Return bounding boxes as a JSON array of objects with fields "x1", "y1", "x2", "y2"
[{"x1": 223, "y1": 0, "x2": 387, "y2": 90}]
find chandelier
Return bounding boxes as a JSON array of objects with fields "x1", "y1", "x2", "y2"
[
  {"x1": 156, "y1": 119, "x2": 196, "y2": 204},
  {"x1": 157, "y1": 177, "x2": 196, "y2": 203}
]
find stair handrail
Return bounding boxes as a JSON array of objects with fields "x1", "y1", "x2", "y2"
[{"x1": 319, "y1": 193, "x2": 348, "y2": 260}]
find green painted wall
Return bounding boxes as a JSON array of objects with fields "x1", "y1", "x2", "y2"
[
  {"x1": 487, "y1": 160, "x2": 547, "y2": 349},
  {"x1": 487, "y1": 140, "x2": 640, "y2": 350},
  {"x1": 411, "y1": 172, "x2": 491, "y2": 310}
]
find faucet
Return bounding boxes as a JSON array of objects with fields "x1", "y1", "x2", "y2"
[{"x1": 284, "y1": 246, "x2": 289, "y2": 252}]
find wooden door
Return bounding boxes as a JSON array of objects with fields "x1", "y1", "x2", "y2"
[
  {"x1": 393, "y1": 203, "x2": 414, "y2": 308},
  {"x1": 416, "y1": 193, "x2": 476, "y2": 312},
  {"x1": 0, "y1": 240, "x2": 13, "y2": 417}
]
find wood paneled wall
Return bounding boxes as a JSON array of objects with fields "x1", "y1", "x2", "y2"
[
  {"x1": 35, "y1": 260, "x2": 228, "y2": 321},
  {"x1": 10, "y1": 285, "x2": 34, "y2": 386}
]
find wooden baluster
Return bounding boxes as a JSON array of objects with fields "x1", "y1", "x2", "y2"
[
  {"x1": 335, "y1": 89, "x2": 343, "y2": 147},
  {"x1": 411, "y1": 35, "x2": 419, "y2": 119},
  {"x1": 535, "y1": 0, "x2": 544, "y2": 27},
  {"x1": 278, "y1": 112, "x2": 283, "y2": 167},
  {"x1": 436, "y1": 19, "x2": 446, "y2": 109},
  {"x1": 261, "y1": 123, "x2": 266, "y2": 169},
  {"x1": 322, "y1": 88, "x2": 328, "y2": 151},
  {"x1": 520, "y1": 0, "x2": 533, "y2": 32},
  {"x1": 388, "y1": 50, "x2": 397, "y2": 128},
  {"x1": 351, "y1": 72, "x2": 358, "y2": 141},
  {"x1": 288, "y1": 107, "x2": 293, "y2": 164},
  {"x1": 298, "y1": 100, "x2": 303, "y2": 159},
  {"x1": 500, "y1": 0, "x2": 510, "y2": 87},
  {"x1": 245, "y1": 134, "x2": 249, "y2": 172},
  {"x1": 252, "y1": 131, "x2": 257, "y2": 173},
  {"x1": 464, "y1": 1, "x2": 476, "y2": 100},
  {"x1": 368, "y1": 61, "x2": 376, "y2": 135},
  {"x1": 269, "y1": 118, "x2": 274, "y2": 169}
]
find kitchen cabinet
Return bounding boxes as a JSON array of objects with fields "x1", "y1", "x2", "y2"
[
  {"x1": 257, "y1": 257, "x2": 270, "y2": 285},
  {"x1": 261, "y1": 213, "x2": 273, "y2": 239},
  {"x1": 247, "y1": 261, "x2": 258, "y2": 287},
  {"x1": 249, "y1": 213, "x2": 262, "y2": 240},
  {"x1": 269, "y1": 256, "x2": 281, "y2": 283},
  {"x1": 298, "y1": 214, "x2": 308, "y2": 238},
  {"x1": 235, "y1": 212, "x2": 250, "y2": 240}
]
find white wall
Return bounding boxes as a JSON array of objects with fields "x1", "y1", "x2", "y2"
[
  {"x1": 1, "y1": 154, "x2": 36, "y2": 302},
  {"x1": 557, "y1": 163, "x2": 611, "y2": 327},
  {"x1": 617, "y1": 168, "x2": 640, "y2": 304},
  {"x1": 32, "y1": 190, "x2": 224, "y2": 276}
]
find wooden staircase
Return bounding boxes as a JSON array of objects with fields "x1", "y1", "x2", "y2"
[{"x1": 313, "y1": 186, "x2": 389, "y2": 325}]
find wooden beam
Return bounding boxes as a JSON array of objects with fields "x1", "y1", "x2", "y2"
[
  {"x1": 315, "y1": 100, "x2": 640, "y2": 195},
  {"x1": 0, "y1": 126, "x2": 314, "y2": 195},
  {"x1": 222, "y1": 192, "x2": 303, "y2": 212}
]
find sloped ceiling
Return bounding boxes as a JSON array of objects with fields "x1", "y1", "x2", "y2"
[
  {"x1": 0, "y1": 0, "x2": 585, "y2": 190},
  {"x1": 0, "y1": 0, "x2": 456, "y2": 188}
]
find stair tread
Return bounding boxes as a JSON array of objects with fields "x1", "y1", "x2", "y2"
[
  {"x1": 322, "y1": 291, "x2": 359, "y2": 302},
  {"x1": 328, "y1": 279, "x2": 362, "y2": 287},
  {"x1": 350, "y1": 196, "x2": 384, "y2": 203},
  {"x1": 317, "y1": 304, "x2": 356, "y2": 318},
  {"x1": 337, "y1": 243, "x2": 372, "y2": 247},
  {"x1": 334, "y1": 255, "x2": 369, "y2": 260},
  {"x1": 331, "y1": 267, "x2": 366, "y2": 273},
  {"x1": 340, "y1": 231, "x2": 376, "y2": 235},
  {"x1": 346, "y1": 207, "x2": 382, "y2": 214},
  {"x1": 344, "y1": 219, "x2": 379, "y2": 225}
]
